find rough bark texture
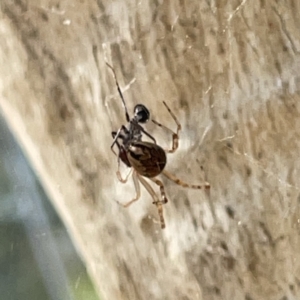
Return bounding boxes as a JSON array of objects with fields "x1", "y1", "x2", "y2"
[{"x1": 1, "y1": 0, "x2": 300, "y2": 299}]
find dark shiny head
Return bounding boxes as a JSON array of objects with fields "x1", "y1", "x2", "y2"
[{"x1": 134, "y1": 104, "x2": 150, "y2": 123}]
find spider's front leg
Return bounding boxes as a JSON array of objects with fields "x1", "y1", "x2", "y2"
[
  {"x1": 152, "y1": 101, "x2": 181, "y2": 153},
  {"x1": 111, "y1": 127, "x2": 129, "y2": 157}
]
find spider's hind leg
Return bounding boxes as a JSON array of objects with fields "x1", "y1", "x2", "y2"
[
  {"x1": 162, "y1": 170, "x2": 210, "y2": 190},
  {"x1": 149, "y1": 177, "x2": 168, "y2": 204},
  {"x1": 118, "y1": 170, "x2": 141, "y2": 207},
  {"x1": 138, "y1": 175, "x2": 166, "y2": 229},
  {"x1": 116, "y1": 163, "x2": 132, "y2": 183}
]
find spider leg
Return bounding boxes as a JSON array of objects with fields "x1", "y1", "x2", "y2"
[
  {"x1": 111, "y1": 125, "x2": 128, "y2": 156},
  {"x1": 112, "y1": 131, "x2": 131, "y2": 168},
  {"x1": 137, "y1": 123, "x2": 157, "y2": 144},
  {"x1": 149, "y1": 178, "x2": 168, "y2": 204},
  {"x1": 138, "y1": 175, "x2": 166, "y2": 229},
  {"x1": 152, "y1": 101, "x2": 181, "y2": 153},
  {"x1": 106, "y1": 62, "x2": 130, "y2": 122},
  {"x1": 162, "y1": 170, "x2": 210, "y2": 190},
  {"x1": 118, "y1": 170, "x2": 141, "y2": 207},
  {"x1": 117, "y1": 163, "x2": 132, "y2": 183}
]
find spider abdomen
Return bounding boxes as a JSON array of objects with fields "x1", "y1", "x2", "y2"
[{"x1": 127, "y1": 141, "x2": 167, "y2": 178}]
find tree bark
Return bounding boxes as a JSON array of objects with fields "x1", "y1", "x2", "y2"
[{"x1": 1, "y1": 0, "x2": 300, "y2": 299}]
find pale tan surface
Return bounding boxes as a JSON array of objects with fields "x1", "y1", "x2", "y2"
[{"x1": 1, "y1": 1, "x2": 300, "y2": 299}]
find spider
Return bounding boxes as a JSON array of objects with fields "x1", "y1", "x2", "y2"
[{"x1": 107, "y1": 62, "x2": 210, "y2": 229}]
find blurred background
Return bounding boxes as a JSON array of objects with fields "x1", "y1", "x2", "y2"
[{"x1": 0, "y1": 113, "x2": 99, "y2": 300}]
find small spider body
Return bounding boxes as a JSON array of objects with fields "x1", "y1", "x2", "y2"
[
  {"x1": 107, "y1": 62, "x2": 210, "y2": 229},
  {"x1": 127, "y1": 141, "x2": 167, "y2": 178}
]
